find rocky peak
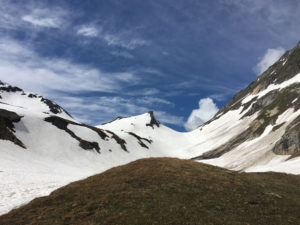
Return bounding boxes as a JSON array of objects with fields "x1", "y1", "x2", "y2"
[
  {"x1": 146, "y1": 111, "x2": 160, "y2": 128},
  {"x1": 0, "y1": 81, "x2": 23, "y2": 93},
  {"x1": 0, "y1": 80, "x2": 72, "y2": 119}
]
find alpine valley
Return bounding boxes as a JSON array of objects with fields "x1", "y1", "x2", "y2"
[{"x1": 0, "y1": 42, "x2": 300, "y2": 224}]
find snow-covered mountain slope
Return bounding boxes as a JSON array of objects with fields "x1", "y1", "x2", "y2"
[
  {"x1": 0, "y1": 88, "x2": 197, "y2": 215},
  {"x1": 192, "y1": 43, "x2": 300, "y2": 174},
  {"x1": 1, "y1": 42, "x2": 300, "y2": 215},
  {"x1": 0, "y1": 81, "x2": 72, "y2": 120}
]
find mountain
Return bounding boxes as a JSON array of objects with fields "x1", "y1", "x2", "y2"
[
  {"x1": 1, "y1": 158, "x2": 300, "y2": 225},
  {"x1": 193, "y1": 42, "x2": 300, "y2": 171},
  {"x1": 0, "y1": 42, "x2": 300, "y2": 216}
]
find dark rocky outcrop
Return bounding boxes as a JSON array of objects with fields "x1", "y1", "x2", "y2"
[
  {"x1": 146, "y1": 111, "x2": 160, "y2": 128},
  {"x1": 40, "y1": 97, "x2": 72, "y2": 117},
  {"x1": 45, "y1": 116, "x2": 101, "y2": 153},
  {"x1": 0, "y1": 109, "x2": 25, "y2": 148},
  {"x1": 105, "y1": 130, "x2": 127, "y2": 152},
  {"x1": 45, "y1": 115, "x2": 129, "y2": 153},
  {"x1": 128, "y1": 132, "x2": 152, "y2": 149},
  {"x1": 0, "y1": 81, "x2": 23, "y2": 92},
  {"x1": 27, "y1": 94, "x2": 37, "y2": 98}
]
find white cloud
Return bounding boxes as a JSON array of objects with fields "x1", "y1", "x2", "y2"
[
  {"x1": 0, "y1": 38, "x2": 137, "y2": 95},
  {"x1": 22, "y1": 15, "x2": 59, "y2": 28},
  {"x1": 103, "y1": 34, "x2": 148, "y2": 49},
  {"x1": 125, "y1": 88, "x2": 160, "y2": 96},
  {"x1": 184, "y1": 98, "x2": 219, "y2": 131},
  {"x1": 0, "y1": 1, "x2": 70, "y2": 32},
  {"x1": 254, "y1": 47, "x2": 285, "y2": 75},
  {"x1": 22, "y1": 8, "x2": 66, "y2": 28},
  {"x1": 75, "y1": 24, "x2": 148, "y2": 50},
  {"x1": 136, "y1": 97, "x2": 174, "y2": 106},
  {"x1": 76, "y1": 25, "x2": 100, "y2": 37}
]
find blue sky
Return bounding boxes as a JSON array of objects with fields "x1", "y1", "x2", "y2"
[{"x1": 0, "y1": 0, "x2": 300, "y2": 131}]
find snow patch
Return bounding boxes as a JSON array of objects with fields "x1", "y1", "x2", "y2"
[{"x1": 242, "y1": 73, "x2": 300, "y2": 104}]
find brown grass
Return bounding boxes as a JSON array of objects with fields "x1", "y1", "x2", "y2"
[{"x1": 1, "y1": 158, "x2": 300, "y2": 225}]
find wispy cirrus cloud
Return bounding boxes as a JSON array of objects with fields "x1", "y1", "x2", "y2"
[
  {"x1": 0, "y1": 0, "x2": 69, "y2": 31},
  {"x1": 0, "y1": 0, "x2": 175, "y2": 127},
  {"x1": 22, "y1": 8, "x2": 65, "y2": 28},
  {"x1": 76, "y1": 25, "x2": 100, "y2": 37},
  {"x1": 0, "y1": 36, "x2": 179, "y2": 126},
  {"x1": 0, "y1": 37, "x2": 138, "y2": 95},
  {"x1": 103, "y1": 33, "x2": 149, "y2": 49},
  {"x1": 136, "y1": 97, "x2": 174, "y2": 107},
  {"x1": 75, "y1": 22, "x2": 149, "y2": 50},
  {"x1": 124, "y1": 88, "x2": 160, "y2": 96}
]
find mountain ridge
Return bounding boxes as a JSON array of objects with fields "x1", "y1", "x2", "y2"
[{"x1": 0, "y1": 41, "x2": 300, "y2": 215}]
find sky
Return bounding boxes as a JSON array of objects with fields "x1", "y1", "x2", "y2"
[{"x1": 0, "y1": 0, "x2": 300, "y2": 131}]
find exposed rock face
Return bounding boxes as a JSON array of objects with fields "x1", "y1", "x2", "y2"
[
  {"x1": 146, "y1": 111, "x2": 160, "y2": 128},
  {"x1": 45, "y1": 116, "x2": 101, "y2": 153},
  {"x1": 105, "y1": 130, "x2": 127, "y2": 152},
  {"x1": 273, "y1": 116, "x2": 300, "y2": 159},
  {"x1": 128, "y1": 132, "x2": 152, "y2": 149},
  {"x1": 0, "y1": 81, "x2": 22, "y2": 93},
  {"x1": 40, "y1": 97, "x2": 72, "y2": 117},
  {"x1": 0, "y1": 109, "x2": 25, "y2": 148}
]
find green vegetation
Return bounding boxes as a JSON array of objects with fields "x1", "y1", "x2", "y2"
[{"x1": 1, "y1": 158, "x2": 300, "y2": 225}]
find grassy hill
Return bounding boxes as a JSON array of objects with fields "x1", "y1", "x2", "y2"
[{"x1": 1, "y1": 158, "x2": 300, "y2": 225}]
